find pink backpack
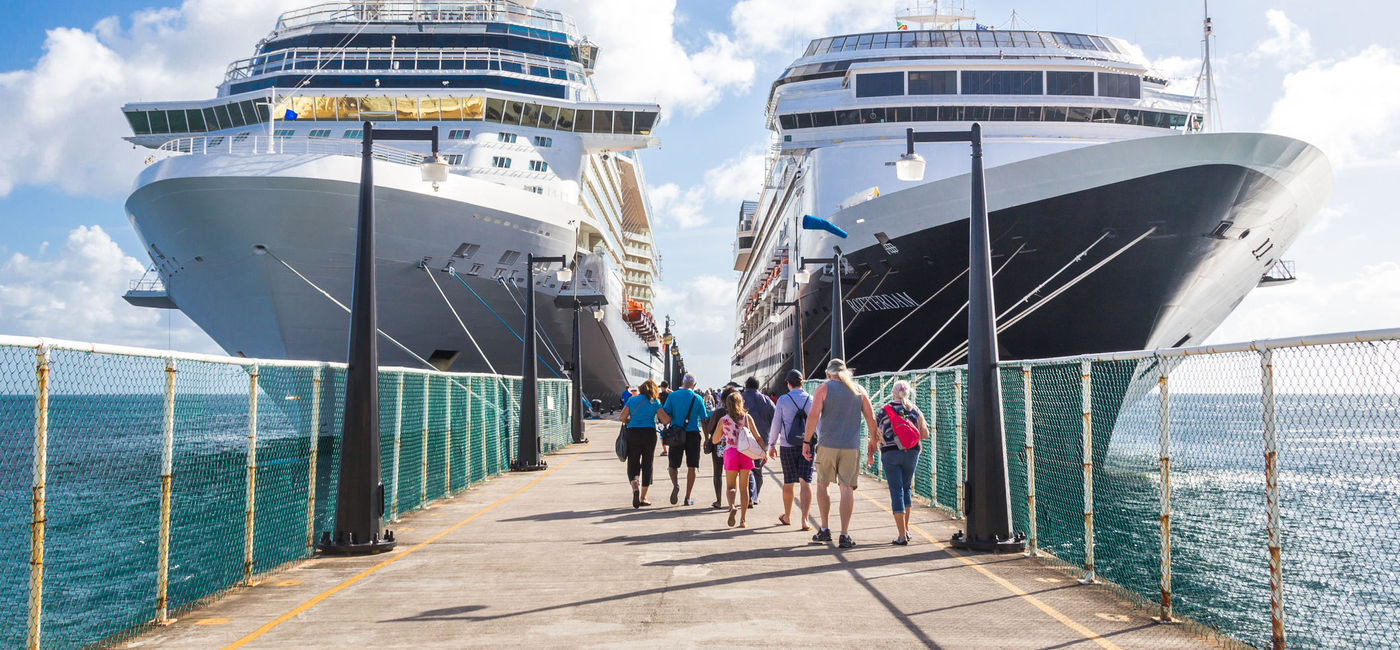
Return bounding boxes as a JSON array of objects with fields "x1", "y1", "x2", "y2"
[{"x1": 883, "y1": 405, "x2": 921, "y2": 450}]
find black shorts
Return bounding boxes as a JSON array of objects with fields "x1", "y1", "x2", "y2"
[
  {"x1": 780, "y1": 445, "x2": 814, "y2": 484},
  {"x1": 667, "y1": 431, "x2": 702, "y2": 469}
]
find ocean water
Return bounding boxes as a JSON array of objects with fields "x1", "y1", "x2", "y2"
[{"x1": 1, "y1": 390, "x2": 1395, "y2": 647}]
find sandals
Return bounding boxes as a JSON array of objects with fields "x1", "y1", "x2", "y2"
[
  {"x1": 778, "y1": 515, "x2": 791, "y2": 526},
  {"x1": 727, "y1": 508, "x2": 737, "y2": 527},
  {"x1": 632, "y1": 489, "x2": 641, "y2": 509}
]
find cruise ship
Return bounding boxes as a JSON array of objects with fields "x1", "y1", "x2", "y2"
[
  {"x1": 119, "y1": 0, "x2": 668, "y2": 398},
  {"x1": 731, "y1": 5, "x2": 1332, "y2": 388}
]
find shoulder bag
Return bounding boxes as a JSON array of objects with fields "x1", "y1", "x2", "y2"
[
  {"x1": 734, "y1": 417, "x2": 766, "y2": 460},
  {"x1": 883, "y1": 404, "x2": 921, "y2": 451},
  {"x1": 614, "y1": 423, "x2": 628, "y2": 462}
]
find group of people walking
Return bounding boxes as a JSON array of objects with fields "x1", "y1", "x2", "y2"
[{"x1": 617, "y1": 359, "x2": 930, "y2": 546}]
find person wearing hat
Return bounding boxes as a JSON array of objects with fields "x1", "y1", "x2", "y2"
[{"x1": 801, "y1": 359, "x2": 878, "y2": 549}]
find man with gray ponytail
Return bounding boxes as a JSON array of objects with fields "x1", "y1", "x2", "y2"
[{"x1": 802, "y1": 359, "x2": 878, "y2": 549}]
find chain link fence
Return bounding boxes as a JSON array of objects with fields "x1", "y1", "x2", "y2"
[
  {"x1": 1, "y1": 336, "x2": 573, "y2": 648},
  {"x1": 810, "y1": 328, "x2": 1400, "y2": 649}
]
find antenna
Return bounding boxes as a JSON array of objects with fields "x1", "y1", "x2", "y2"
[
  {"x1": 1190, "y1": 1, "x2": 1223, "y2": 132},
  {"x1": 898, "y1": 1, "x2": 974, "y2": 30}
]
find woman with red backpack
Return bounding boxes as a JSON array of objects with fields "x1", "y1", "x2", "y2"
[{"x1": 872, "y1": 379, "x2": 930, "y2": 545}]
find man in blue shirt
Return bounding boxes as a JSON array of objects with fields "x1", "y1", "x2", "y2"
[
  {"x1": 768, "y1": 370, "x2": 813, "y2": 529},
  {"x1": 661, "y1": 373, "x2": 709, "y2": 505}
]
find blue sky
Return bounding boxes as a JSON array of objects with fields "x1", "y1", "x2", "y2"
[{"x1": 2, "y1": 0, "x2": 1398, "y2": 386}]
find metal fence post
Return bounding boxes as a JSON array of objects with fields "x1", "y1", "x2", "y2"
[
  {"x1": 1158, "y1": 357, "x2": 1174, "y2": 622},
  {"x1": 390, "y1": 373, "x2": 403, "y2": 520},
  {"x1": 1022, "y1": 364, "x2": 1038, "y2": 557},
  {"x1": 466, "y1": 378, "x2": 474, "y2": 488},
  {"x1": 444, "y1": 377, "x2": 452, "y2": 495},
  {"x1": 243, "y1": 365, "x2": 259, "y2": 584},
  {"x1": 929, "y1": 372, "x2": 938, "y2": 509},
  {"x1": 421, "y1": 375, "x2": 431, "y2": 505},
  {"x1": 156, "y1": 358, "x2": 177, "y2": 624},
  {"x1": 954, "y1": 369, "x2": 964, "y2": 520},
  {"x1": 1079, "y1": 359, "x2": 1097, "y2": 584},
  {"x1": 28, "y1": 345, "x2": 50, "y2": 650},
  {"x1": 305, "y1": 367, "x2": 322, "y2": 557},
  {"x1": 1262, "y1": 348, "x2": 1285, "y2": 649}
]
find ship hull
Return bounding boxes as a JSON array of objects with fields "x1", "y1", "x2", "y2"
[
  {"x1": 737, "y1": 133, "x2": 1332, "y2": 388},
  {"x1": 126, "y1": 153, "x2": 657, "y2": 401}
]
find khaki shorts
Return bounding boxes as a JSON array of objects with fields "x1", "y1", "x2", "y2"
[{"x1": 814, "y1": 447, "x2": 860, "y2": 488}]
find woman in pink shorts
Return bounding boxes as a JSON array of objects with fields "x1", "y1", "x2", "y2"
[{"x1": 711, "y1": 391, "x2": 762, "y2": 527}]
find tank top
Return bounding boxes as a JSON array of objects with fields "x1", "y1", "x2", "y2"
[
  {"x1": 720, "y1": 415, "x2": 748, "y2": 448},
  {"x1": 818, "y1": 379, "x2": 862, "y2": 449}
]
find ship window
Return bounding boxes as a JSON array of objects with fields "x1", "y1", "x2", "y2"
[
  {"x1": 993, "y1": 31, "x2": 1015, "y2": 47},
  {"x1": 500, "y1": 101, "x2": 523, "y2": 125},
  {"x1": 812, "y1": 111, "x2": 836, "y2": 127},
  {"x1": 1015, "y1": 106, "x2": 1043, "y2": 121},
  {"x1": 634, "y1": 111, "x2": 657, "y2": 135},
  {"x1": 911, "y1": 106, "x2": 935, "y2": 121},
  {"x1": 556, "y1": 107, "x2": 575, "y2": 131},
  {"x1": 989, "y1": 106, "x2": 1015, "y2": 121},
  {"x1": 1098, "y1": 72, "x2": 1141, "y2": 99},
  {"x1": 1048, "y1": 71, "x2": 1094, "y2": 96},
  {"x1": 242, "y1": 100, "x2": 262, "y2": 123},
  {"x1": 1067, "y1": 106, "x2": 1094, "y2": 122},
  {"x1": 214, "y1": 104, "x2": 233, "y2": 129},
  {"x1": 395, "y1": 97, "x2": 418, "y2": 120},
  {"x1": 125, "y1": 110, "x2": 150, "y2": 135},
  {"x1": 343, "y1": 128, "x2": 363, "y2": 139},
  {"x1": 185, "y1": 109, "x2": 206, "y2": 132},
  {"x1": 938, "y1": 105, "x2": 964, "y2": 121},
  {"x1": 444, "y1": 154, "x2": 464, "y2": 164},
  {"x1": 573, "y1": 109, "x2": 594, "y2": 133},
  {"x1": 306, "y1": 126, "x2": 329, "y2": 139},
  {"x1": 855, "y1": 72, "x2": 904, "y2": 97},
  {"x1": 224, "y1": 103, "x2": 245, "y2": 128},
  {"x1": 796, "y1": 113, "x2": 813, "y2": 129},
  {"x1": 538, "y1": 105, "x2": 557, "y2": 129},
  {"x1": 534, "y1": 135, "x2": 552, "y2": 147},
  {"x1": 526, "y1": 185, "x2": 544, "y2": 194},
  {"x1": 961, "y1": 70, "x2": 1042, "y2": 95},
  {"x1": 273, "y1": 128, "x2": 294, "y2": 139},
  {"x1": 1092, "y1": 108, "x2": 1117, "y2": 123},
  {"x1": 529, "y1": 160, "x2": 549, "y2": 172},
  {"x1": 594, "y1": 110, "x2": 614, "y2": 134},
  {"x1": 484, "y1": 98, "x2": 505, "y2": 122},
  {"x1": 834, "y1": 109, "x2": 861, "y2": 125},
  {"x1": 520, "y1": 102, "x2": 541, "y2": 127},
  {"x1": 448, "y1": 129, "x2": 471, "y2": 139},
  {"x1": 1043, "y1": 106, "x2": 1068, "y2": 122},
  {"x1": 964, "y1": 106, "x2": 990, "y2": 121},
  {"x1": 453, "y1": 243, "x2": 480, "y2": 259},
  {"x1": 202, "y1": 107, "x2": 220, "y2": 130},
  {"x1": 860, "y1": 107, "x2": 887, "y2": 124},
  {"x1": 908, "y1": 70, "x2": 956, "y2": 94},
  {"x1": 778, "y1": 114, "x2": 798, "y2": 130},
  {"x1": 148, "y1": 110, "x2": 170, "y2": 133},
  {"x1": 498, "y1": 132, "x2": 518, "y2": 143},
  {"x1": 1116, "y1": 109, "x2": 1141, "y2": 125},
  {"x1": 615, "y1": 111, "x2": 634, "y2": 134},
  {"x1": 491, "y1": 156, "x2": 512, "y2": 168}
]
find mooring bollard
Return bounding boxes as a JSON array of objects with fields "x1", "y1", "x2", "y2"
[
  {"x1": 244, "y1": 365, "x2": 259, "y2": 584},
  {"x1": 1079, "y1": 360, "x2": 1096, "y2": 584},
  {"x1": 1023, "y1": 364, "x2": 1038, "y2": 557},
  {"x1": 1262, "y1": 349, "x2": 1285, "y2": 649},
  {"x1": 156, "y1": 358, "x2": 177, "y2": 624},
  {"x1": 1158, "y1": 358, "x2": 1174, "y2": 622}
]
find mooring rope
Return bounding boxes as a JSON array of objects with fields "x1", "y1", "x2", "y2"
[
  {"x1": 495, "y1": 276, "x2": 568, "y2": 370},
  {"x1": 447, "y1": 270, "x2": 565, "y2": 379},
  {"x1": 422, "y1": 266, "x2": 520, "y2": 409}
]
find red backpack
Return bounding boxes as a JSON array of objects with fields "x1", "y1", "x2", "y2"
[{"x1": 883, "y1": 404, "x2": 921, "y2": 450}]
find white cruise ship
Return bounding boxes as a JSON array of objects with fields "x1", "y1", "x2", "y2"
[
  {"x1": 120, "y1": 0, "x2": 668, "y2": 398},
  {"x1": 732, "y1": 5, "x2": 1332, "y2": 388}
]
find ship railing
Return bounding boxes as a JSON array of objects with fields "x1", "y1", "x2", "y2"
[
  {"x1": 154, "y1": 135, "x2": 429, "y2": 167},
  {"x1": 1, "y1": 334, "x2": 575, "y2": 649},
  {"x1": 813, "y1": 325, "x2": 1400, "y2": 650},
  {"x1": 271, "y1": 1, "x2": 578, "y2": 37},
  {"x1": 224, "y1": 46, "x2": 585, "y2": 83}
]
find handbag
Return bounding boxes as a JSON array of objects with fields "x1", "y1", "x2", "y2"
[
  {"x1": 883, "y1": 404, "x2": 921, "y2": 451},
  {"x1": 662, "y1": 395, "x2": 699, "y2": 447},
  {"x1": 732, "y1": 417, "x2": 766, "y2": 460},
  {"x1": 783, "y1": 394, "x2": 812, "y2": 448},
  {"x1": 614, "y1": 423, "x2": 628, "y2": 462}
]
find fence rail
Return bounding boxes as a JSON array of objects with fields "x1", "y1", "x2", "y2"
[
  {"x1": 813, "y1": 326, "x2": 1400, "y2": 649},
  {"x1": 0, "y1": 336, "x2": 572, "y2": 648}
]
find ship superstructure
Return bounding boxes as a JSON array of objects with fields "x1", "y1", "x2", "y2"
[
  {"x1": 121, "y1": 0, "x2": 667, "y2": 397},
  {"x1": 732, "y1": 5, "x2": 1331, "y2": 387}
]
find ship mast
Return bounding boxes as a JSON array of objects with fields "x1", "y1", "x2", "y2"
[
  {"x1": 1191, "y1": 0, "x2": 1223, "y2": 132},
  {"x1": 897, "y1": 1, "x2": 974, "y2": 30}
]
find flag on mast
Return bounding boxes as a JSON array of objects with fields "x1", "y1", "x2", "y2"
[{"x1": 896, "y1": 21, "x2": 908, "y2": 30}]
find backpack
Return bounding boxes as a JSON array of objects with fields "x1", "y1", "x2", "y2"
[
  {"x1": 784, "y1": 394, "x2": 812, "y2": 448},
  {"x1": 883, "y1": 404, "x2": 921, "y2": 450}
]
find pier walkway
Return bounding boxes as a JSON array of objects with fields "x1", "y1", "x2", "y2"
[{"x1": 126, "y1": 421, "x2": 1209, "y2": 649}]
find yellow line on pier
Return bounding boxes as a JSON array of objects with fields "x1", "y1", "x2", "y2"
[
  {"x1": 224, "y1": 442, "x2": 593, "y2": 649},
  {"x1": 855, "y1": 489, "x2": 1123, "y2": 650}
]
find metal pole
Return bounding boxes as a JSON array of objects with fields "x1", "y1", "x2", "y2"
[
  {"x1": 306, "y1": 367, "x2": 322, "y2": 557},
  {"x1": 515, "y1": 255, "x2": 549, "y2": 471},
  {"x1": 954, "y1": 369, "x2": 964, "y2": 520},
  {"x1": 954, "y1": 123, "x2": 1018, "y2": 552},
  {"x1": 929, "y1": 373, "x2": 938, "y2": 509},
  {"x1": 390, "y1": 373, "x2": 403, "y2": 520},
  {"x1": 1158, "y1": 358, "x2": 1174, "y2": 622},
  {"x1": 244, "y1": 365, "x2": 259, "y2": 584},
  {"x1": 466, "y1": 378, "x2": 474, "y2": 488},
  {"x1": 792, "y1": 298, "x2": 805, "y2": 376},
  {"x1": 444, "y1": 377, "x2": 452, "y2": 494},
  {"x1": 1023, "y1": 364, "x2": 1038, "y2": 557},
  {"x1": 830, "y1": 252, "x2": 846, "y2": 362},
  {"x1": 28, "y1": 345, "x2": 49, "y2": 650},
  {"x1": 324, "y1": 121, "x2": 394, "y2": 554},
  {"x1": 571, "y1": 302, "x2": 585, "y2": 443},
  {"x1": 156, "y1": 358, "x2": 176, "y2": 624},
  {"x1": 1262, "y1": 348, "x2": 1285, "y2": 649},
  {"x1": 420, "y1": 375, "x2": 430, "y2": 505},
  {"x1": 1079, "y1": 359, "x2": 1097, "y2": 584}
]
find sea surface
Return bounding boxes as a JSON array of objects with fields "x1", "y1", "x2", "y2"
[{"x1": 1, "y1": 391, "x2": 1396, "y2": 648}]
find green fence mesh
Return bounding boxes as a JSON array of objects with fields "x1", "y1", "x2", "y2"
[{"x1": 2, "y1": 340, "x2": 572, "y2": 649}]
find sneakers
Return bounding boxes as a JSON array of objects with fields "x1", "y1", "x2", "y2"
[
  {"x1": 891, "y1": 536, "x2": 909, "y2": 546},
  {"x1": 812, "y1": 528, "x2": 832, "y2": 543},
  {"x1": 838, "y1": 534, "x2": 856, "y2": 549}
]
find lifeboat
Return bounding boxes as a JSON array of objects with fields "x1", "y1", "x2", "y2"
[{"x1": 623, "y1": 299, "x2": 660, "y2": 342}]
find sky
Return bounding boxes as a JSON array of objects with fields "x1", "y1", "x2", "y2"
[{"x1": 1, "y1": 0, "x2": 1398, "y2": 387}]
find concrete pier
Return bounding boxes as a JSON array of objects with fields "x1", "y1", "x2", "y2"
[{"x1": 125, "y1": 420, "x2": 1211, "y2": 649}]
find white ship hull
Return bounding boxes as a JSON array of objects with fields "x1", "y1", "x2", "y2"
[{"x1": 126, "y1": 152, "x2": 658, "y2": 398}]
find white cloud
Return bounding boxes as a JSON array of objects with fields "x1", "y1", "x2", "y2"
[
  {"x1": 0, "y1": 225, "x2": 217, "y2": 351},
  {"x1": 649, "y1": 150, "x2": 765, "y2": 229},
  {"x1": 702, "y1": 151, "x2": 766, "y2": 204},
  {"x1": 653, "y1": 274, "x2": 737, "y2": 383},
  {"x1": 1253, "y1": 9, "x2": 1314, "y2": 69},
  {"x1": 728, "y1": 0, "x2": 906, "y2": 54},
  {"x1": 0, "y1": 0, "x2": 303, "y2": 198},
  {"x1": 554, "y1": 0, "x2": 755, "y2": 115},
  {"x1": 650, "y1": 182, "x2": 708, "y2": 229},
  {"x1": 1207, "y1": 263, "x2": 1400, "y2": 345},
  {"x1": 1263, "y1": 45, "x2": 1400, "y2": 168}
]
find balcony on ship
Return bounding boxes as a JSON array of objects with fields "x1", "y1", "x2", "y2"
[{"x1": 733, "y1": 199, "x2": 758, "y2": 272}]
